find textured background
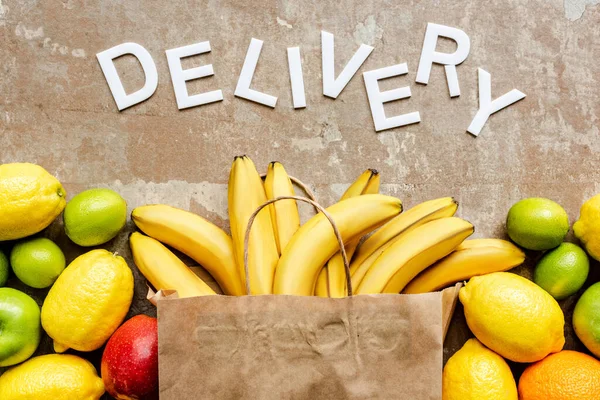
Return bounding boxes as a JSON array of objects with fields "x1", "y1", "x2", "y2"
[{"x1": 1, "y1": 0, "x2": 599, "y2": 397}]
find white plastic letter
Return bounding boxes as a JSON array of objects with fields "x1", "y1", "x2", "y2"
[
  {"x1": 234, "y1": 38, "x2": 277, "y2": 108},
  {"x1": 287, "y1": 47, "x2": 306, "y2": 109},
  {"x1": 96, "y1": 43, "x2": 158, "y2": 111},
  {"x1": 165, "y1": 41, "x2": 223, "y2": 110},
  {"x1": 416, "y1": 23, "x2": 471, "y2": 97},
  {"x1": 363, "y1": 63, "x2": 421, "y2": 132},
  {"x1": 467, "y1": 68, "x2": 526, "y2": 136},
  {"x1": 321, "y1": 31, "x2": 374, "y2": 98}
]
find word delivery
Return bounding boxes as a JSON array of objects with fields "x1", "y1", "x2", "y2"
[{"x1": 96, "y1": 23, "x2": 526, "y2": 137}]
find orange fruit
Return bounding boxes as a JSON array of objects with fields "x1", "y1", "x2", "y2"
[{"x1": 518, "y1": 350, "x2": 600, "y2": 400}]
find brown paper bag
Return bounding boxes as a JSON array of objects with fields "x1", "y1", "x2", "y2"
[
  {"x1": 158, "y1": 285, "x2": 459, "y2": 400},
  {"x1": 156, "y1": 196, "x2": 461, "y2": 399}
]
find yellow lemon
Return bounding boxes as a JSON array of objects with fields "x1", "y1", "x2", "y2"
[
  {"x1": 574, "y1": 194, "x2": 600, "y2": 261},
  {"x1": 0, "y1": 353, "x2": 105, "y2": 400},
  {"x1": 41, "y1": 249, "x2": 134, "y2": 353},
  {"x1": 460, "y1": 272, "x2": 565, "y2": 363},
  {"x1": 443, "y1": 338, "x2": 517, "y2": 400},
  {"x1": 0, "y1": 163, "x2": 66, "y2": 241}
]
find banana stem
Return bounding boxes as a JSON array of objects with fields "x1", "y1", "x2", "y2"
[{"x1": 244, "y1": 196, "x2": 352, "y2": 296}]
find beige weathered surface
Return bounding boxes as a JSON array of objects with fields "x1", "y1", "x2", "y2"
[{"x1": 1, "y1": 0, "x2": 599, "y2": 395}]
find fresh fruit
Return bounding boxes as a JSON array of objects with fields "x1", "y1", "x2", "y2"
[
  {"x1": 574, "y1": 194, "x2": 600, "y2": 261},
  {"x1": 264, "y1": 161, "x2": 301, "y2": 255},
  {"x1": 404, "y1": 239, "x2": 525, "y2": 294},
  {"x1": 460, "y1": 272, "x2": 564, "y2": 362},
  {"x1": 41, "y1": 249, "x2": 134, "y2": 353},
  {"x1": 533, "y1": 242, "x2": 589, "y2": 300},
  {"x1": 506, "y1": 197, "x2": 569, "y2": 250},
  {"x1": 130, "y1": 232, "x2": 216, "y2": 298},
  {"x1": 0, "y1": 250, "x2": 9, "y2": 287},
  {"x1": 573, "y1": 282, "x2": 600, "y2": 357},
  {"x1": 338, "y1": 169, "x2": 380, "y2": 199},
  {"x1": 274, "y1": 194, "x2": 402, "y2": 296},
  {"x1": 314, "y1": 268, "x2": 330, "y2": 297},
  {"x1": 0, "y1": 163, "x2": 66, "y2": 241},
  {"x1": 0, "y1": 288, "x2": 41, "y2": 367},
  {"x1": 229, "y1": 156, "x2": 279, "y2": 294},
  {"x1": 10, "y1": 237, "x2": 66, "y2": 289},
  {"x1": 351, "y1": 197, "x2": 458, "y2": 289},
  {"x1": 442, "y1": 338, "x2": 517, "y2": 400},
  {"x1": 357, "y1": 217, "x2": 474, "y2": 294},
  {"x1": 518, "y1": 350, "x2": 600, "y2": 400},
  {"x1": 0, "y1": 353, "x2": 105, "y2": 400},
  {"x1": 320, "y1": 168, "x2": 380, "y2": 298},
  {"x1": 102, "y1": 315, "x2": 158, "y2": 400},
  {"x1": 132, "y1": 204, "x2": 242, "y2": 296},
  {"x1": 64, "y1": 188, "x2": 127, "y2": 247}
]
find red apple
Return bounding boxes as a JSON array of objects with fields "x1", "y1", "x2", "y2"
[{"x1": 101, "y1": 314, "x2": 158, "y2": 400}]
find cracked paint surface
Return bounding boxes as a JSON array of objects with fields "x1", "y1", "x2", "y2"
[
  {"x1": 353, "y1": 15, "x2": 384, "y2": 45},
  {"x1": 564, "y1": 0, "x2": 600, "y2": 20}
]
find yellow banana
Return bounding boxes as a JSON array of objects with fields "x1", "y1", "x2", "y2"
[
  {"x1": 340, "y1": 168, "x2": 380, "y2": 198},
  {"x1": 228, "y1": 156, "x2": 279, "y2": 294},
  {"x1": 322, "y1": 169, "x2": 380, "y2": 298},
  {"x1": 314, "y1": 268, "x2": 330, "y2": 297},
  {"x1": 274, "y1": 194, "x2": 402, "y2": 296},
  {"x1": 131, "y1": 204, "x2": 243, "y2": 296},
  {"x1": 356, "y1": 217, "x2": 474, "y2": 294},
  {"x1": 351, "y1": 197, "x2": 458, "y2": 288},
  {"x1": 403, "y1": 239, "x2": 525, "y2": 294},
  {"x1": 129, "y1": 232, "x2": 216, "y2": 298},
  {"x1": 264, "y1": 161, "x2": 300, "y2": 255},
  {"x1": 363, "y1": 171, "x2": 380, "y2": 194},
  {"x1": 315, "y1": 271, "x2": 330, "y2": 297}
]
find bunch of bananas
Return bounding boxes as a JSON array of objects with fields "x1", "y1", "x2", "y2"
[{"x1": 129, "y1": 156, "x2": 525, "y2": 298}]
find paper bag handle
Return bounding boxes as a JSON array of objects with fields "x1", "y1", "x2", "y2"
[
  {"x1": 244, "y1": 196, "x2": 352, "y2": 297},
  {"x1": 260, "y1": 173, "x2": 320, "y2": 212}
]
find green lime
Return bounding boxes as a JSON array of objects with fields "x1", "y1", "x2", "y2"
[
  {"x1": 533, "y1": 242, "x2": 589, "y2": 300},
  {"x1": 10, "y1": 238, "x2": 66, "y2": 289},
  {"x1": 0, "y1": 251, "x2": 9, "y2": 287},
  {"x1": 64, "y1": 188, "x2": 127, "y2": 247},
  {"x1": 506, "y1": 198, "x2": 569, "y2": 250},
  {"x1": 574, "y1": 282, "x2": 600, "y2": 358}
]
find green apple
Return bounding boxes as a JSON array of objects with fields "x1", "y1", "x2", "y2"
[{"x1": 0, "y1": 288, "x2": 41, "y2": 367}]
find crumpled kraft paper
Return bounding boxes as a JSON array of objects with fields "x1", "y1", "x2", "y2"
[{"x1": 157, "y1": 283, "x2": 461, "y2": 400}]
